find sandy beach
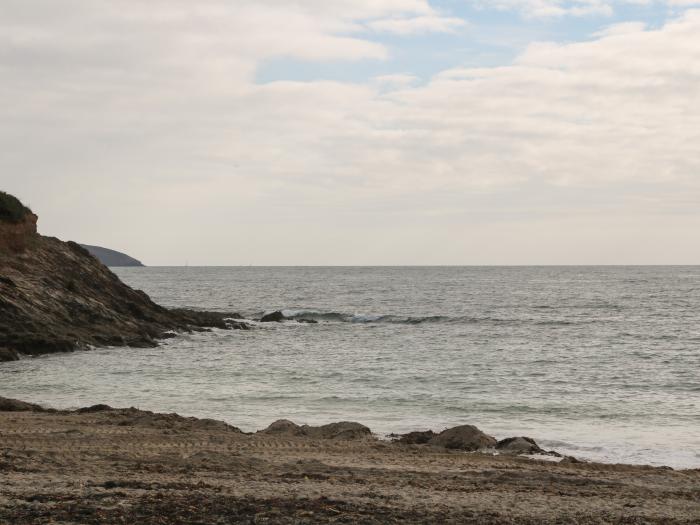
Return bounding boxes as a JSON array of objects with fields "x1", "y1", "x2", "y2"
[{"x1": 1, "y1": 400, "x2": 699, "y2": 524}]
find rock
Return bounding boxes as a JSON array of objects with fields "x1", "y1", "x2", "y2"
[
  {"x1": 304, "y1": 421, "x2": 373, "y2": 440},
  {"x1": 260, "y1": 311, "x2": 286, "y2": 322},
  {"x1": 227, "y1": 320, "x2": 250, "y2": 330},
  {"x1": 0, "y1": 347, "x2": 20, "y2": 362},
  {"x1": 429, "y1": 425, "x2": 497, "y2": 451},
  {"x1": 296, "y1": 318, "x2": 318, "y2": 324},
  {"x1": 560, "y1": 455, "x2": 582, "y2": 464},
  {"x1": 259, "y1": 420, "x2": 373, "y2": 440},
  {"x1": 496, "y1": 436, "x2": 544, "y2": 455},
  {"x1": 261, "y1": 419, "x2": 305, "y2": 436},
  {"x1": 0, "y1": 397, "x2": 46, "y2": 412},
  {"x1": 76, "y1": 404, "x2": 114, "y2": 413},
  {"x1": 0, "y1": 191, "x2": 249, "y2": 359},
  {"x1": 395, "y1": 430, "x2": 436, "y2": 445},
  {"x1": 94, "y1": 407, "x2": 242, "y2": 433}
]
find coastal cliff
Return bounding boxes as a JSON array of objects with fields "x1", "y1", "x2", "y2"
[{"x1": 0, "y1": 192, "x2": 246, "y2": 360}]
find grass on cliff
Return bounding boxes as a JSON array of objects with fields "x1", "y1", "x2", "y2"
[{"x1": 0, "y1": 191, "x2": 32, "y2": 223}]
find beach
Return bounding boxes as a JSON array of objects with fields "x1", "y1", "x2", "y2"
[{"x1": 1, "y1": 401, "x2": 699, "y2": 524}]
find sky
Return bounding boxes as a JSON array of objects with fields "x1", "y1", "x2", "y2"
[{"x1": 1, "y1": 0, "x2": 699, "y2": 265}]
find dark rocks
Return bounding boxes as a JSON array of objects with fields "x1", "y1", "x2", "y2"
[
  {"x1": 260, "y1": 420, "x2": 373, "y2": 440},
  {"x1": 91, "y1": 407, "x2": 243, "y2": 433},
  {"x1": 394, "y1": 430, "x2": 436, "y2": 445},
  {"x1": 429, "y1": 425, "x2": 497, "y2": 451},
  {"x1": 0, "y1": 397, "x2": 47, "y2": 412},
  {"x1": 262, "y1": 419, "x2": 306, "y2": 436},
  {"x1": 259, "y1": 312, "x2": 318, "y2": 324},
  {"x1": 0, "y1": 199, "x2": 251, "y2": 359},
  {"x1": 76, "y1": 404, "x2": 114, "y2": 413},
  {"x1": 172, "y1": 309, "x2": 248, "y2": 330},
  {"x1": 227, "y1": 320, "x2": 250, "y2": 330},
  {"x1": 309, "y1": 422, "x2": 373, "y2": 440},
  {"x1": 260, "y1": 311, "x2": 286, "y2": 322},
  {"x1": 496, "y1": 436, "x2": 544, "y2": 455},
  {"x1": 0, "y1": 347, "x2": 20, "y2": 362},
  {"x1": 393, "y1": 427, "x2": 566, "y2": 457}
]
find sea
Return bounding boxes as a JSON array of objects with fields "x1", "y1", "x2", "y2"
[{"x1": 2, "y1": 266, "x2": 699, "y2": 469}]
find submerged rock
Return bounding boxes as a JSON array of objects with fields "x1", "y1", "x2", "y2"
[
  {"x1": 429, "y1": 425, "x2": 497, "y2": 451},
  {"x1": 496, "y1": 436, "x2": 544, "y2": 455},
  {"x1": 260, "y1": 311, "x2": 286, "y2": 322}
]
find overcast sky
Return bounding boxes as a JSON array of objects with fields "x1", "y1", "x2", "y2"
[{"x1": 2, "y1": 1, "x2": 699, "y2": 265}]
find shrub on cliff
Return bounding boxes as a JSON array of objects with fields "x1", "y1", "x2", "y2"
[{"x1": 0, "y1": 191, "x2": 32, "y2": 223}]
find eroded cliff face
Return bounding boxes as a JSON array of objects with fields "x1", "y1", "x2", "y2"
[
  {"x1": 0, "y1": 213, "x2": 38, "y2": 252},
  {"x1": 0, "y1": 210, "x2": 246, "y2": 359}
]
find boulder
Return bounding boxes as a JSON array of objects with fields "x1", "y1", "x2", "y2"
[
  {"x1": 429, "y1": 424, "x2": 497, "y2": 451},
  {"x1": 395, "y1": 430, "x2": 436, "y2": 445},
  {"x1": 0, "y1": 397, "x2": 46, "y2": 412},
  {"x1": 0, "y1": 347, "x2": 20, "y2": 362},
  {"x1": 261, "y1": 419, "x2": 305, "y2": 436},
  {"x1": 259, "y1": 420, "x2": 373, "y2": 440},
  {"x1": 303, "y1": 421, "x2": 372, "y2": 440},
  {"x1": 76, "y1": 404, "x2": 114, "y2": 413},
  {"x1": 496, "y1": 436, "x2": 544, "y2": 455},
  {"x1": 260, "y1": 311, "x2": 286, "y2": 322}
]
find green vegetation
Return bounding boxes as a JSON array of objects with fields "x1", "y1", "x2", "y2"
[{"x1": 0, "y1": 191, "x2": 32, "y2": 223}]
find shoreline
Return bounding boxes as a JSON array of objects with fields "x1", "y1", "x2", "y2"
[
  {"x1": 2, "y1": 398, "x2": 699, "y2": 524},
  {"x1": 3, "y1": 382, "x2": 698, "y2": 471}
]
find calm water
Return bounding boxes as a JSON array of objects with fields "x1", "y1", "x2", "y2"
[{"x1": 2, "y1": 266, "x2": 699, "y2": 468}]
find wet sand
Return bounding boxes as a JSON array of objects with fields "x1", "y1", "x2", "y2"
[{"x1": 1, "y1": 403, "x2": 699, "y2": 524}]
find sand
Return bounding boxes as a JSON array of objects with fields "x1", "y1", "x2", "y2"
[{"x1": 1, "y1": 404, "x2": 699, "y2": 524}]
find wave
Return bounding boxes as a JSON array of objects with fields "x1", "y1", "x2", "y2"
[
  {"x1": 265, "y1": 308, "x2": 589, "y2": 326},
  {"x1": 278, "y1": 309, "x2": 473, "y2": 325}
]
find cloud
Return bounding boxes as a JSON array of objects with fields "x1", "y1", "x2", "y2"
[
  {"x1": 592, "y1": 21, "x2": 647, "y2": 36},
  {"x1": 368, "y1": 15, "x2": 468, "y2": 34},
  {"x1": 1, "y1": 1, "x2": 699, "y2": 263},
  {"x1": 470, "y1": 0, "x2": 615, "y2": 17}
]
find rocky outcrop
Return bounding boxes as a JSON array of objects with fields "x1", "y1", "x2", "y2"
[
  {"x1": 0, "y1": 397, "x2": 48, "y2": 412},
  {"x1": 394, "y1": 430, "x2": 436, "y2": 445},
  {"x1": 260, "y1": 420, "x2": 373, "y2": 440},
  {"x1": 428, "y1": 425, "x2": 497, "y2": 451},
  {"x1": 260, "y1": 311, "x2": 286, "y2": 322},
  {"x1": 0, "y1": 213, "x2": 37, "y2": 252},
  {"x1": 259, "y1": 311, "x2": 318, "y2": 324},
  {"x1": 0, "y1": 193, "x2": 248, "y2": 358},
  {"x1": 393, "y1": 428, "x2": 568, "y2": 458},
  {"x1": 496, "y1": 436, "x2": 544, "y2": 455}
]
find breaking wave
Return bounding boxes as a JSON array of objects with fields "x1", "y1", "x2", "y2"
[{"x1": 265, "y1": 309, "x2": 583, "y2": 326}]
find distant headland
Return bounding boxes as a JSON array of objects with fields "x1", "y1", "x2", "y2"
[{"x1": 79, "y1": 244, "x2": 144, "y2": 267}]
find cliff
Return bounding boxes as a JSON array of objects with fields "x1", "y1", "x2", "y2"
[
  {"x1": 80, "y1": 244, "x2": 145, "y2": 267},
  {"x1": 0, "y1": 193, "x2": 246, "y2": 361}
]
